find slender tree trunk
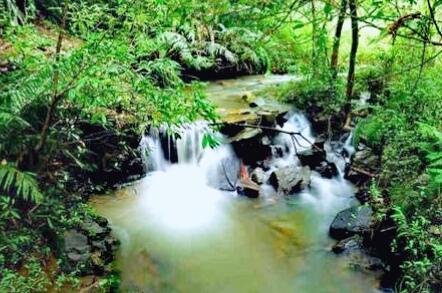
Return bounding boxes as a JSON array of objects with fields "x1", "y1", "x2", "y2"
[
  {"x1": 330, "y1": 0, "x2": 347, "y2": 80},
  {"x1": 311, "y1": 0, "x2": 318, "y2": 72},
  {"x1": 346, "y1": 0, "x2": 359, "y2": 99},
  {"x1": 34, "y1": 0, "x2": 68, "y2": 158}
]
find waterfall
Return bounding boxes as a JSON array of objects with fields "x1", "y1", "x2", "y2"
[
  {"x1": 138, "y1": 112, "x2": 357, "y2": 229},
  {"x1": 140, "y1": 131, "x2": 168, "y2": 172},
  {"x1": 269, "y1": 112, "x2": 356, "y2": 216},
  {"x1": 275, "y1": 113, "x2": 315, "y2": 154},
  {"x1": 325, "y1": 131, "x2": 355, "y2": 176},
  {"x1": 138, "y1": 122, "x2": 238, "y2": 232},
  {"x1": 174, "y1": 123, "x2": 208, "y2": 164}
]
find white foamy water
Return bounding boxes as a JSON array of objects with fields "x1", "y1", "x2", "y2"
[
  {"x1": 138, "y1": 123, "x2": 237, "y2": 234},
  {"x1": 91, "y1": 78, "x2": 378, "y2": 292}
]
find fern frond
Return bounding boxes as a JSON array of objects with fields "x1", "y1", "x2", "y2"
[
  {"x1": 138, "y1": 58, "x2": 182, "y2": 87},
  {"x1": 0, "y1": 110, "x2": 31, "y2": 129},
  {"x1": 0, "y1": 164, "x2": 43, "y2": 203},
  {"x1": 158, "y1": 31, "x2": 189, "y2": 53},
  {"x1": 204, "y1": 42, "x2": 237, "y2": 64}
]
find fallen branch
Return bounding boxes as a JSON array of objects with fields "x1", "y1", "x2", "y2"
[
  {"x1": 350, "y1": 166, "x2": 375, "y2": 177},
  {"x1": 216, "y1": 122, "x2": 323, "y2": 153}
]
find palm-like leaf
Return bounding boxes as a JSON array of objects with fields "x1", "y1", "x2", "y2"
[{"x1": 0, "y1": 164, "x2": 43, "y2": 203}]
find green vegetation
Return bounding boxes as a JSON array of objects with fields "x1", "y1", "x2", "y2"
[
  {"x1": 355, "y1": 55, "x2": 442, "y2": 291},
  {"x1": 0, "y1": 0, "x2": 441, "y2": 292}
]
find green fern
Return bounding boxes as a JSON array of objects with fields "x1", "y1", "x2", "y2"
[
  {"x1": 418, "y1": 123, "x2": 442, "y2": 187},
  {"x1": 138, "y1": 58, "x2": 182, "y2": 88},
  {"x1": 0, "y1": 164, "x2": 43, "y2": 203},
  {"x1": 204, "y1": 42, "x2": 237, "y2": 64},
  {"x1": 0, "y1": 110, "x2": 31, "y2": 129}
]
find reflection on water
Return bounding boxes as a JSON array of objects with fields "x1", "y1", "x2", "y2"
[{"x1": 91, "y1": 183, "x2": 378, "y2": 292}]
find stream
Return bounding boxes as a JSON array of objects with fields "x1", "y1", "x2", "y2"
[{"x1": 90, "y1": 75, "x2": 380, "y2": 292}]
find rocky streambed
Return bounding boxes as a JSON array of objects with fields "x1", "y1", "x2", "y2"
[{"x1": 86, "y1": 75, "x2": 388, "y2": 292}]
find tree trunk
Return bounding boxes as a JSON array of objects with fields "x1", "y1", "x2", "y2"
[
  {"x1": 311, "y1": 0, "x2": 318, "y2": 72},
  {"x1": 330, "y1": 0, "x2": 347, "y2": 80},
  {"x1": 33, "y1": 0, "x2": 68, "y2": 159},
  {"x1": 346, "y1": 0, "x2": 359, "y2": 99}
]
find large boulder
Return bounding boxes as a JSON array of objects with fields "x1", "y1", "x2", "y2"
[
  {"x1": 230, "y1": 128, "x2": 262, "y2": 142},
  {"x1": 207, "y1": 156, "x2": 240, "y2": 191},
  {"x1": 297, "y1": 140, "x2": 326, "y2": 168},
  {"x1": 329, "y1": 205, "x2": 373, "y2": 240},
  {"x1": 269, "y1": 166, "x2": 311, "y2": 195},
  {"x1": 231, "y1": 135, "x2": 273, "y2": 165}
]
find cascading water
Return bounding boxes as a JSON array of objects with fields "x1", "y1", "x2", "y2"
[
  {"x1": 263, "y1": 112, "x2": 357, "y2": 218},
  {"x1": 138, "y1": 123, "x2": 238, "y2": 233},
  {"x1": 90, "y1": 75, "x2": 380, "y2": 293}
]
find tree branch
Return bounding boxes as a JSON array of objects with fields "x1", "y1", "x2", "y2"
[{"x1": 34, "y1": 0, "x2": 68, "y2": 157}]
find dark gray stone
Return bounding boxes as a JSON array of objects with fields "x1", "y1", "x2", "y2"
[
  {"x1": 61, "y1": 219, "x2": 118, "y2": 276},
  {"x1": 329, "y1": 205, "x2": 373, "y2": 240},
  {"x1": 81, "y1": 220, "x2": 110, "y2": 239},
  {"x1": 297, "y1": 144, "x2": 326, "y2": 169},
  {"x1": 209, "y1": 156, "x2": 240, "y2": 191},
  {"x1": 314, "y1": 161, "x2": 338, "y2": 178},
  {"x1": 269, "y1": 166, "x2": 311, "y2": 195},
  {"x1": 332, "y1": 236, "x2": 386, "y2": 272},
  {"x1": 346, "y1": 144, "x2": 379, "y2": 185},
  {"x1": 332, "y1": 236, "x2": 363, "y2": 254},
  {"x1": 67, "y1": 252, "x2": 90, "y2": 262},
  {"x1": 64, "y1": 230, "x2": 89, "y2": 253}
]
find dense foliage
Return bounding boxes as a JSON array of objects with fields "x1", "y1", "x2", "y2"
[{"x1": 0, "y1": 0, "x2": 441, "y2": 292}]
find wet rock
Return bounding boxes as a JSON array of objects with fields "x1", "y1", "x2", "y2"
[
  {"x1": 332, "y1": 235, "x2": 363, "y2": 254},
  {"x1": 329, "y1": 205, "x2": 373, "y2": 240},
  {"x1": 81, "y1": 219, "x2": 111, "y2": 240},
  {"x1": 241, "y1": 91, "x2": 256, "y2": 104},
  {"x1": 237, "y1": 181, "x2": 260, "y2": 198},
  {"x1": 249, "y1": 97, "x2": 266, "y2": 108},
  {"x1": 250, "y1": 167, "x2": 268, "y2": 185},
  {"x1": 67, "y1": 252, "x2": 90, "y2": 262},
  {"x1": 230, "y1": 128, "x2": 262, "y2": 142},
  {"x1": 261, "y1": 136, "x2": 272, "y2": 146},
  {"x1": 269, "y1": 166, "x2": 311, "y2": 195},
  {"x1": 297, "y1": 147, "x2": 326, "y2": 169},
  {"x1": 60, "y1": 218, "x2": 118, "y2": 275},
  {"x1": 231, "y1": 136, "x2": 272, "y2": 165},
  {"x1": 210, "y1": 156, "x2": 240, "y2": 191},
  {"x1": 62, "y1": 230, "x2": 92, "y2": 273},
  {"x1": 296, "y1": 140, "x2": 337, "y2": 179},
  {"x1": 345, "y1": 144, "x2": 378, "y2": 186},
  {"x1": 333, "y1": 236, "x2": 385, "y2": 272},
  {"x1": 353, "y1": 144, "x2": 379, "y2": 170},
  {"x1": 355, "y1": 187, "x2": 370, "y2": 203},
  {"x1": 271, "y1": 145, "x2": 284, "y2": 158},
  {"x1": 64, "y1": 230, "x2": 90, "y2": 254},
  {"x1": 314, "y1": 161, "x2": 338, "y2": 178}
]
